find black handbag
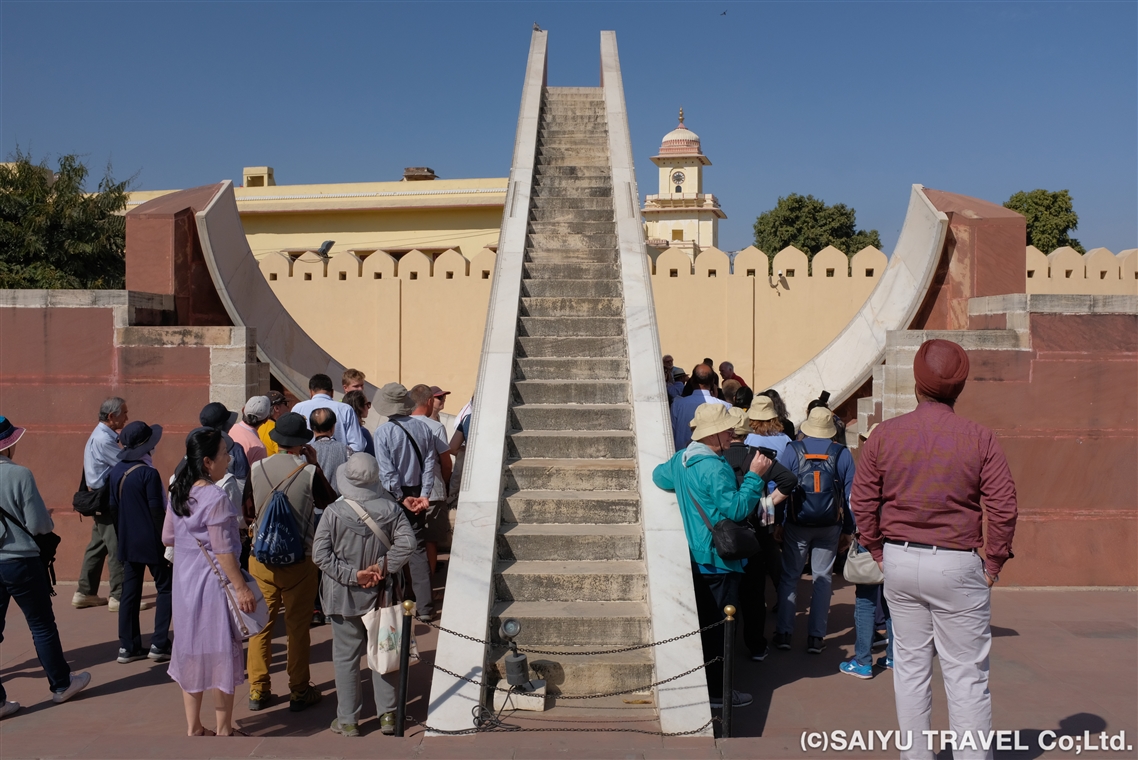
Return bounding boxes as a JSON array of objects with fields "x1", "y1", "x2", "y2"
[
  {"x1": 686, "y1": 486, "x2": 760, "y2": 561},
  {"x1": 72, "y1": 470, "x2": 108, "y2": 517},
  {"x1": 0, "y1": 506, "x2": 62, "y2": 593}
]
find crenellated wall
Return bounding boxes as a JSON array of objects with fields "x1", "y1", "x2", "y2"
[{"x1": 255, "y1": 240, "x2": 1135, "y2": 405}]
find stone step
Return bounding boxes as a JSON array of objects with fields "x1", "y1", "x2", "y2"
[
  {"x1": 521, "y1": 278, "x2": 619, "y2": 295},
  {"x1": 505, "y1": 457, "x2": 637, "y2": 491},
  {"x1": 494, "y1": 560, "x2": 646, "y2": 602},
  {"x1": 535, "y1": 148, "x2": 610, "y2": 160},
  {"x1": 539, "y1": 126, "x2": 608, "y2": 135},
  {"x1": 497, "y1": 524, "x2": 642, "y2": 562},
  {"x1": 512, "y1": 379, "x2": 628, "y2": 404},
  {"x1": 529, "y1": 221, "x2": 616, "y2": 235},
  {"x1": 501, "y1": 489, "x2": 640, "y2": 524},
  {"x1": 529, "y1": 207, "x2": 613, "y2": 223},
  {"x1": 536, "y1": 137, "x2": 609, "y2": 148},
  {"x1": 489, "y1": 650, "x2": 653, "y2": 698},
  {"x1": 522, "y1": 261, "x2": 617, "y2": 280},
  {"x1": 525, "y1": 249, "x2": 619, "y2": 266},
  {"x1": 507, "y1": 429, "x2": 636, "y2": 459},
  {"x1": 517, "y1": 314, "x2": 623, "y2": 335},
  {"x1": 509, "y1": 403, "x2": 632, "y2": 431},
  {"x1": 491, "y1": 600, "x2": 650, "y2": 646},
  {"x1": 531, "y1": 185, "x2": 613, "y2": 198},
  {"x1": 514, "y1": 357, "x2": 628, "y2": 381},
  {"x1": 541, "y1": 114, "x2": 608, "y2": 123},
  {"x1": 534, "y1": 165, "x2": 611, "y2": 178},
  {"x1": 530, "y1": 196, "x2": 614, "y2": 210},
  {"x1": 533, "y1": 157, "x2": 611, "y2": 169},
  {"x1": 520, "y1": 296, "x2": 622, "y2": 318},
  {"x1": 516, "y1": 335, "x2": 625, "y2": 358},
  {"x1": 524, "y1": 649, "x2": 654, "y2": 697}
]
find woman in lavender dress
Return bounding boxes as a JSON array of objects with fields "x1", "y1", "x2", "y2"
[{"x1": 163, "y1": 429, "x2": 255, "y2": 736}]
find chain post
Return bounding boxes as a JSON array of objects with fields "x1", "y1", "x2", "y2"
[
  {"x1": 395, "y1": 600, "x2": 415, "y2": 737},
  {"x1": 721, "y1": 605, "x2": 736, "y2": 738}
]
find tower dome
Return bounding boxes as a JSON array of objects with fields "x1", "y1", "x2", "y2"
[{"x1": 658, "y1": 108, "x2": 703, "y2": 156}]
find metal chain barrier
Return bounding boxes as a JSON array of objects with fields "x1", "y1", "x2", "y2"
[{"x1": 421, "y1": 617, "x2": 726, "y2": 656}]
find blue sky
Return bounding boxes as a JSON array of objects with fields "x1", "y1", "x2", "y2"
[{"x1": 3, "y1": 1, "x2": 1135, "y2": 253}]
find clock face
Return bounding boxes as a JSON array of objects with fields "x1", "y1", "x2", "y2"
[{"x1": 671, "y1": 171, "x2": 686, "y2": 185}]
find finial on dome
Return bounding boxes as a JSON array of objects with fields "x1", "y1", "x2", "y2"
[{"x1": 678, "y1": 107, "x2": 684, "y2": 125}]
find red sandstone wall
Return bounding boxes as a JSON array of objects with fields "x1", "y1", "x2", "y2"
[
  {"x1": 958, "y1": 312, "x2": 1138, "y2": 586},
  {"x1": 0, "y1": 303, "x2": 214, "y2": 581}
]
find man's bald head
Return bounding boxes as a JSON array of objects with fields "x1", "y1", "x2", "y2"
[{"x1": 692, "y1": 364, "x2": 715, "y2": 389}]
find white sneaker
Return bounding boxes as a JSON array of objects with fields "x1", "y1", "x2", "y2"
[
  {"x1": 107, "y1": 597, "x2": 119, "y2": 612},
  {"x1": 52, "y1": 672, "x2": 91, "y2": 704},
  {"x1": 72, "y1": 592, "x2": 108, "y2": 609},
  {"x1": 709, "y1": 689, "x2": 753, "y2": 709},
  {"x1": 140, "y1": 600, "x2": 154, "y2": 611},
  {"x1": 0, "y1": 701, "x2": 20, "y2": 718}
]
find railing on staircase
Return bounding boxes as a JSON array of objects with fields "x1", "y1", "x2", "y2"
[{"x1": 426, "y1": 28, "x2": 547, "y2": 733}]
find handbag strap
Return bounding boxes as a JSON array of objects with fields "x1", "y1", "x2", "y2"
[
  {"x1": 681, "y1": 479, "x2": 716, "y2": 533},
  {"x1": 389, "y1": 419, "x2": 424, "y2": 472},
  {"x1": 116, "y1": 464, "x2": 145, "y2": 504},
  {"x1": 254, "y1": 461, "x2": 309, "y2": 516},
  {"x1": 0, "y1": 504, "x2": 33, "y2": 540},
  {"x1": 342, "y1": 498, "x2": 392, "y2": 551}
]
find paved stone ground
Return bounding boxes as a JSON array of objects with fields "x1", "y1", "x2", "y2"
[{"x1": 0, "y1": 578, "x2": 1133, "y2": 759}]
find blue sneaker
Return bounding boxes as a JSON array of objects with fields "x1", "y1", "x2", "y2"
[
  {"x1": 839, "y1": 659, "x2": 873, "y2": 680},
  {"x1": 876, "y1": 656, "x2": 893, "y2": 670}
]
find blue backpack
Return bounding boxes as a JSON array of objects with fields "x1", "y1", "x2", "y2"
[
  {"x1": 252, "y1": 464, "x2": 307, "y2": 566},
  {"x1": 787, "y1": 441, "x2": 846, "y2": 527}
]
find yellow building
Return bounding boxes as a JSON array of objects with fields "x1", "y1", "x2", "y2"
[
  {"x1": 642, "y1": 109, "x2": 725, "y2": 257},
  {"x1": 127, "y1": 166, "x2": 507, "y2": 262}
]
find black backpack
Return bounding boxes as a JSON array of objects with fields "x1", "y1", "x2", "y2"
[{"x1": 786, "y1": 441, "x2": 846, "y2": 527}]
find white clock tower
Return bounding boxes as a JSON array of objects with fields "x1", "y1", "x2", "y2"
[{"x1": 642, "y1": 108, "x2": 725, "y2": 257}]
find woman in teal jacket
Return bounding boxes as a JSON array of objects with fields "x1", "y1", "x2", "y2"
[{"x1": 652, "y1": 403, "x2": 771, "y2": 709}]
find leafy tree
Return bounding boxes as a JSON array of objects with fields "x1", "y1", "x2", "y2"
[
  {"x1": 0, "y1": 151, "x2": 130, "y2": 289},
  {"x1": 752, "y1": 193, "x2": 882, "y2": 268},
  {"x1": 1003, "y1": 188, "x2": 1084, "y2": 254}
]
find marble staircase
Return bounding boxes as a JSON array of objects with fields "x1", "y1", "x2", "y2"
[{"x1": 491, "y1": 86, "x2": 654, "y2": 697}]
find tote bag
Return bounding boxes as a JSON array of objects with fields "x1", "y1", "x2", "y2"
[
  {"x1": 197, "y1": 539, "x2": 270, "y2": 639},
  {"x1": 363, "y1": 573, "x2": 419, "y2": 675}
]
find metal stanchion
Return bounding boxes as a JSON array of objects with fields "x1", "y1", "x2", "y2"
[
  {"x1": 721, "y1": 605, "x2": 736, "y2": 738},
  {"x1": 394, "y1": 599, "x2": 415, "y2": 737}
]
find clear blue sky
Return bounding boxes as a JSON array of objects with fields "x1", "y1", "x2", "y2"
[{"x1": 3, "y1": 1, "x2": 1135, "y2": 253}]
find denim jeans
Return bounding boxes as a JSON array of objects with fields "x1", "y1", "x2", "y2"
[
  {"x1": 854, "y1": 583, "x2": 893, "y2": 666},
  {"x1": 690, "y1": 564, "x2": 742, "y2": 699},
  {"x1": 119, "y1": 560, "x2": 172, "y2": 654},
  {"x1": 776, "y1": 523, "x2": 841, "y2": 638},
  {"x1": 0, "y1": 557, "x2": 72, "y2": 699}
]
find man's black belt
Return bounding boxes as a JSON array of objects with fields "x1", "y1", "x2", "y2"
[{"x1": 884, "y1": 538, "x2": 976, "y2": 554}]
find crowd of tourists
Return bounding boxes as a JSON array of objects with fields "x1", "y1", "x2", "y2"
[
  {"x1": 0, "y1": 370, "x2": 471, "y2": 737},
  {"x1": 0, "y1": 341, "x2": 1018, "y2": 755},
  {"x1": 657, "y1": 341, "x2": 1018, "y2": 760}
]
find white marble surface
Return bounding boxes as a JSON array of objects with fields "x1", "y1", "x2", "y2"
[
  {"x1": 769, "y1": 185, "x2": 949, "y2": 422},
  {"x1": 602, "y1": 30, "x2": 713, "y2": 737},
  {"x1": 195, "y1": 182, "x2": 377, "y2": 401},
  {"x1": 425, "y1": 29, "x2": 547, "y2": 734}
]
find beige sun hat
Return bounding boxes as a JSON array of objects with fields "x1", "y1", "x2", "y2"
[
  {"x1": 689, "y1": 403, "x2": 737, "y2": 441},
  {"x1": 727, "y1": 407, "x2": 750, "y2": 437},
  {"x1": 801, "y1": 407, "x2": 838, "y2": 439},
  {"x1": 747, "y1": 395, "x2": 778, "y2": 421}
]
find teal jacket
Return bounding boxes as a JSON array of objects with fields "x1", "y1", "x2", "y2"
[{"x1": 652, "y1": 442, "x2": 766, "y2": 572}]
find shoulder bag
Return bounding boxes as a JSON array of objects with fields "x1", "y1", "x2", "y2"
[
  {"x1": 345, "y1": 498, "x2": 419, "y2": 674},
  {"x1": 684, "y1": 483, "x2": 759, "y2": 561},
  {"x1": 196, "y1": 538, "x2": 270, "y2": 639},
  {"x1": 842, "y1": 540, "x2": 884, "y2": 585},
  {"x1": 0, "y1": 505, "x2": 62, "y2": 592},
  {"x1": 72, "y1": 470, "x2": 108, "y2": 517}
]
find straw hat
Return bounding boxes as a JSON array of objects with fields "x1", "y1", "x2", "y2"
[
  {"x1": 800, "y1": 407, "x2": 838, "y2": 439},
  {"x1": 727, "y1": 407, "x2": 750, "y2": 437},
  {"x1": 689, "y1": 403, "x2": 737, "y2": 441},
  {"x1": 747, "y1": 395, "x2": 778, "y2": 421}
]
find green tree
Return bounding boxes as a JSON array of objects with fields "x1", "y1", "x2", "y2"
[
  {"x1": 1003, "y1": 188, "x2": 1084, "y2": 254},
  {"x1": 752, "y1": 193, "x2": 882, "y2": 269},
  {"x1": 0, "y1": 151, "x2": 130, "y2": 289}
]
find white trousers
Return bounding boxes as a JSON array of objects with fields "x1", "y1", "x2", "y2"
[{"x1": 883, "y1": 542, "x2": 993, "y2": 760}]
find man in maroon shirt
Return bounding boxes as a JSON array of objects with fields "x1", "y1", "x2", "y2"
[{"x1": 851, "y1": 339, "x2": 1017, "y2": 760}]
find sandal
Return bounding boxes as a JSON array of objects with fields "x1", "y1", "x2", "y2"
[
  {"x1": 190, "y1": 728, "x2": 216, "y2": 736},
  {"x1": 219, "y1": 728, "x2": 248, "y2": 737}
]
